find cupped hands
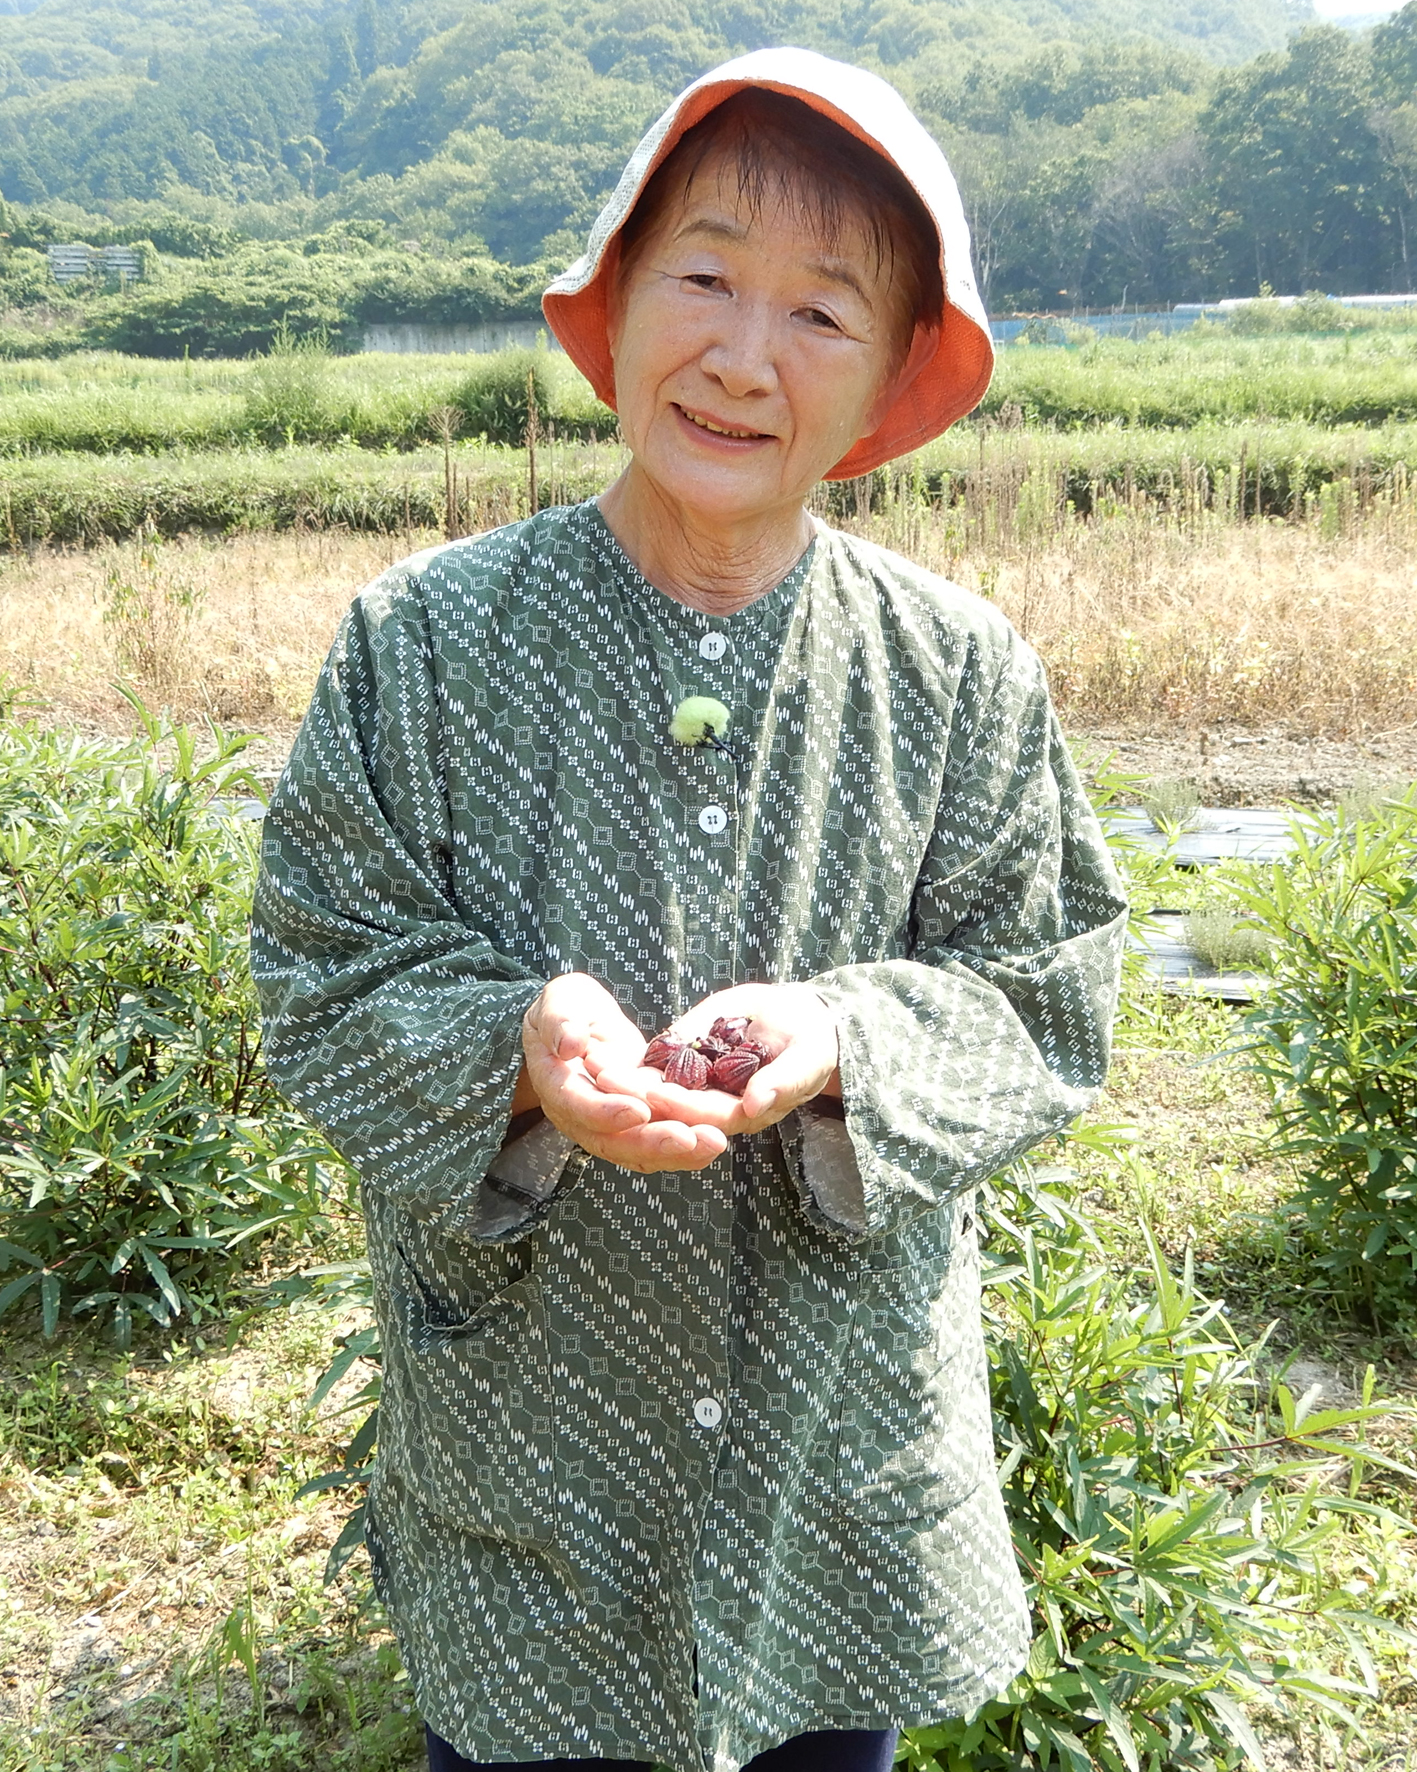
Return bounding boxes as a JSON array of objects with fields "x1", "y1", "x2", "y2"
[{"x1": 521, "y1": 975, "x2": 840, "y2": 1173}]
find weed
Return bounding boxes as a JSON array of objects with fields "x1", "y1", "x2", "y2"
[
  {"x1": 241, "y1": 332, "x2": 340, "y2": 446},
  {"x1": 1141, "y1": 776, "x2": 1202, "y2": 832},
  {"x1": 1183, "y1": 906, "x2": 1272, "y2": 972},
  {"x1": 1337, "y1": 772, "x2": 1417, "y2": 824},
  {"x1": 100, "y1": 531, "x2": 206, "y2": 694},
  {"x1": 906, "y1": 1161, "x2": 1417, "y2": 1772},
  {"x1": 0, "y1": 697, "x2": 349, "y2": 1343}
]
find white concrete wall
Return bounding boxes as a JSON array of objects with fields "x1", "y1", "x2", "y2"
[{"x1": 360, "y1": 320, "x2": 563, "y2": 355}]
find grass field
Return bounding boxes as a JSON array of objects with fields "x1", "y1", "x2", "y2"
[
  {"x1": 5, "y1": 335, "x2": 1417, "y2": 555},
  {"x1": 5, "y1": 331, "x2": 1417, "y2": 458},
  {"x1": 3, "y1": 329, "x2": 1417, "y2": 1771},
  {"x1": 4, "y1": 470, "x2": 1413, "y2": 741}
]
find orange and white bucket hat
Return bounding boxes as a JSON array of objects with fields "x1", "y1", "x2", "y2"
[{"x1": 542, "y1": 46, "x2": 993, "y2": 481}]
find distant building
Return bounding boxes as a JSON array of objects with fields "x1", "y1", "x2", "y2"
[
  {"x1": 46, "y1": 243, "x2": 143, "y2": 284},
  {"x1": 1174, "y1": 294, "x2": 1417, "y2": 315},
  {"x1": 47, "y1": 243, "x2": 95, "y2": 283},
  {"x1": 101, "y1": 244, "x2": 141, "y2": 281}
]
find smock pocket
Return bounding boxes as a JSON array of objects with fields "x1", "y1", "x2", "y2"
[
  {"x1": 395, "y1": 1270, "x2": 556, "y2": 1547},
  {"x1": 833, "y1": 1225, "x2": 985, "y2": 1524}
]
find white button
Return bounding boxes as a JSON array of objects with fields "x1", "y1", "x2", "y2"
[
  {"x1": 694, "y1": 1397, "x2": 723, "y2": 1429},
  {"x1": 698, "y1": 805, "x2": 728, "y2": 835},
  {"x1": 699, "y1": 632, "x2": 728, "y2": 661}
]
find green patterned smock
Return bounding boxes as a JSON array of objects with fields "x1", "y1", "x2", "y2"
[{"x1": 250, "y1": 499, "x2": 1128, "y2": 1772}]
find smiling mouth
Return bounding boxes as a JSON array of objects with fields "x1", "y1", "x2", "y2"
[{"x1": 677, "y1": 405, "x2": 772, "y2": 441}]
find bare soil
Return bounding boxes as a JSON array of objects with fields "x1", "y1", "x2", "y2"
[{"x1": 1080, "y1": 721, "x2": 1417, "y2": 805}]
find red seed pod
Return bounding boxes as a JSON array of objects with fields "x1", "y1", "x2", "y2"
[
  {"x1": 708, "y1": 1043, "x2": 768, "y2": 1095},
  {"x1": 643, "y1": 1033, "x2": 684, "y2": 1072},
  {"x1": 663, "y1": 1043, "x2": 711, "y2": 1090},
  {"x1": 709, "y1": 1015, "x2": 751, "y2": 1048}
]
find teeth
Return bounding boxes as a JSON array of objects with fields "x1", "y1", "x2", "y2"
[{"x1": 684, "y1": 409, "x2": 762, "y2": 439}]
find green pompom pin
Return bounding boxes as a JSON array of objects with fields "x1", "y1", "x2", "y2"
[{"x1": 670, "y1": 695, "x2": 733, "y2": 753}]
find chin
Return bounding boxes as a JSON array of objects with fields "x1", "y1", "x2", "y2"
[{"x1": 640, "y1": 452, "x2": 800, "y2": 523}]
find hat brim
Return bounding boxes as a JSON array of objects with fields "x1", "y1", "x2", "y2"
[{"x1": 541, "y1": 64, "x2": 992, "y2": 481}]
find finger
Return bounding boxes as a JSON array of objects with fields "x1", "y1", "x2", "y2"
[
  {"x1": 739, "y1": 1042, "x2": 830, "y2": 1120},
  {"x1": 596, "y1": 1121, "x2": 729, "y2": 1171},
  {"x1": 641, "y1": 1078, "x2": 745, "y2": 1132},
  {"x1": 737, "y1": 1070, "x2": 782, "y2": 1121},
  {"x1": 536, "y1": 973, "x2": 628, "y2": 1059},
  {"x1": 533, "y1": 1008, "x2": 590, "y2": 1061},
  {"x1": 555, "y1": 1065, "x2": 653, "y2": 1129},
  {"x1": 590, "y1": 1060, "x2": 655, "y2": 1100}
]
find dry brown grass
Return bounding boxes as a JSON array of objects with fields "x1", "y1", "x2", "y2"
[
  {"x1": 851, "y1": 497, "x2": 1417, "y2": 738},
  {"x1": 0, "y1": 527, "x2": 419, "y2": 750},
  {"x1": 2, "y1": 502, "x2": 1415, "y2": 746}
]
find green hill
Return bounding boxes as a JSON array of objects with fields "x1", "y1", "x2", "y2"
[
  {"x1": 5, "y1": 0, "x2": 1417, "y2": 324},
  {"x1": 0, "y1": 0, "x2": 1307, "y2": 250}
]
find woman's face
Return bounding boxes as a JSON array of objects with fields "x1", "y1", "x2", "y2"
[{"x1": 607, "y1": 156, "x2": 915, "y2": 528}]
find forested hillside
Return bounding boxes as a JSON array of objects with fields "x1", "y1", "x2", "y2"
[{"x1": 1, "y1": 0, "x2": 1416, "y2": 317}]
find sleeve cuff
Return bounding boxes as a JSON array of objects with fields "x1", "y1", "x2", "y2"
[
  {"x1": 781, "y1": 1100, "x2": 869, "y2": 1238},
  {"x1": 453, "y1": 1115, "x2": 584, "y2": 1242}
]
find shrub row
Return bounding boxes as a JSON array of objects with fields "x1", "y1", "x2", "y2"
[
  {"x1": 985, "y1": 340, "x2": 1417, "y2": 431},
  {"x1": 0, "y1": 439, "x2": 624, "y2": 546},
  {"x1": 0, "y1": 240, "x2": 555, "y2": 360},
  {"x1": 7, "y1": 421, "x2": 1416, "y2": 548},
  {"x1": 0, "y1": 345, "x2": 616, "y2": 456},
  {"x1": 10, "y1": 328, "x2": 1417, "y2": 459}
]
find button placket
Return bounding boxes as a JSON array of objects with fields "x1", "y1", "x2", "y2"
[{"x1": 675, "y1": 616, "x2": 742, "y2": 998}]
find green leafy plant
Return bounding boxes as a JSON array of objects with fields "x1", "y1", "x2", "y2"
[
  {"x1": 1225, "y1": 790, "x2": 1417, "y2": 1324},
  {"x1": 292, "y1": 1258, "x2": 382, "y2": 1583},
  {"x1": 0, "y1": 689, "x2": 347, "y2": 1345},
  {"x1": 1335, "y1": 772, "x2": 1417, "y2": 826},
  {"x1": 903, "y1": 1158, "x2": 1414, "y2": 1772},
  {"x1": 451, "y1": 346, "x2": 557, "y2": 445},
  {"x1": 242, "y1": 328, "x2": 341, "y2": 444}
]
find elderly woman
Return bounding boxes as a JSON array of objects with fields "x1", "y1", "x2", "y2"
[{"x1": 251, "y1": 46, "x2": 1127, "y2": 1772}]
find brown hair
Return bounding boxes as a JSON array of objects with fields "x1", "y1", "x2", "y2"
[{"x1": 615, "y1": 88, "x2": 943, "y2": 359}]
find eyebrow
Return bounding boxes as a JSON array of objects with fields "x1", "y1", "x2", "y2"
[{"x1": 673, "y1": 216, "x2": 875, "y2": 305}]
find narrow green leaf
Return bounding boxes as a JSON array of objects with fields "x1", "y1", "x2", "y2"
[
  {"x1": 323, "y1": 1502, "x2": 368, "y2": 1586},
  {"x1": 1076, "y1": 1665, "x2": 1141, "y2": 1772},
  {"x1": 1200, "y1": 1691, "x2": 1267, "y2": 1770},
  {"x1": 39, "y1": 1272, "x2": 60, "y2": 1339},
  {"x1": 344, "y1": 1405, "x2": 379, "y2": 1470},
  {"x1": 0, "y1": 1270, "x2": 40, "y2": 1317},
  {"x1": 139, "y1": 1244, "x2": 184, "y2": 1318}
]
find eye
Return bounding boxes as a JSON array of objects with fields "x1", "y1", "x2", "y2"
[
  {"x1": 683, "y1": 272, "x2": 721, "y2": 291},
  {"x1": 801, "y1": 307, "x2": 842, "y2": 331}
]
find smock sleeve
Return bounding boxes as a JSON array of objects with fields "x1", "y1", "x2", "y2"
[
  {"x1": 795, "y1": 629, "x2": 1128, "y2": 1240},
  {"x1": 249, "y1": 575, "x2": 569, "y2": 1243}
]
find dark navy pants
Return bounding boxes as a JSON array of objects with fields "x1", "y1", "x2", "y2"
[{"x1": 425, "y1": 1725, "x2": 900, "y2": 1771}]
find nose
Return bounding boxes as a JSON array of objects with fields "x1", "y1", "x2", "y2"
[{"x1": 699, "y1": 299, "x2": 779, "y2": 401}]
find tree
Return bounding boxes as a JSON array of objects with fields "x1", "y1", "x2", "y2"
[
  {"x1": 1372, "y1": 0, "x2": 1417, "y2": 106},
  {"x1": 1200, "y1": 27, "x2": 1393, "y2": 295},
  {"x1": 1371, "y1": 103, "x2": 1417, "y2": 290}
]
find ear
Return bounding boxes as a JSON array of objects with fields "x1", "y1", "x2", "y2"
[
  {"x1": 603, "y1": 237, "x2": 628, "y2": 362},
  {"x1": 861, "y1": 322, "x2": 939, "y2": 438}
]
